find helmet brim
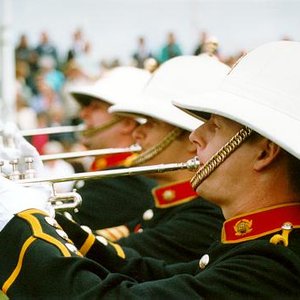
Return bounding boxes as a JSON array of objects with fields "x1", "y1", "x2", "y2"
[{"x1": 174, "y1": 89, "x2": 300, "y2": 160}]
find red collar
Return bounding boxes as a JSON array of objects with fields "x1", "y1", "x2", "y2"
[
  {"x1": 152, "y1": 180, "x2": 197, "y2": 208},
  {"x1": 90, "y1": 152, "x2": 133, "y2": 171},
  {"x1": 222, "y1": 203, "x2": 300, "y2": 244}
]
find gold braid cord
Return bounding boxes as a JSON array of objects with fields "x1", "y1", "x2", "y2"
[
  {"x1": 191, "y1": 127, "x2": 253, "y2": 190},
  {"x1": 130, "y1": 127, "x2": 184, "y2": 166},
  {"x1": 81, "y1": 116, "x2": 122, "y2": 138}
]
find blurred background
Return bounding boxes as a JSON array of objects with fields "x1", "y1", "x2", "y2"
[
  {"x1": 0, "y1": 0, "x2": 299, "y2": 158},
  {"x1": 11, "y1": 0, "x2": 300, "y2": 64}
]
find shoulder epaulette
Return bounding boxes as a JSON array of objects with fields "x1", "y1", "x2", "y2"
[
  {"x1": 222, "y1": 203, "x2": 300, "y2": 244},
  {"x1": 90, "y1": 152, "x2": 134, "y2": 171},
  {"x1": 152, "y1": 180, "x2": 197, "y2": 208}
]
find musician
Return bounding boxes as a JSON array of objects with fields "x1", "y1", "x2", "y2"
[
  {"x1": 57, "y1": 55, "x2": 228, "y2": 264},
  {"x1": 67, "y1": 66, "x2": 157, "y2": 228},
  {"x1": 1, "y1": 41, "x2": 300, "y2": 298},
  {"x1": 0, "y1": 54, "x2": 227, "y2": 268}
]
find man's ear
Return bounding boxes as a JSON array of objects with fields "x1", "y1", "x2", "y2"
[
  {"x1": 120, "y1": 117, "x2": 138, "y2": 134},
  {"x1": 254, "y1": 139, "x2": 281, "y2": 171}
]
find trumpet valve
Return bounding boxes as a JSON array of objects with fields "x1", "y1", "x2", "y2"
[
  {"x1": 49, "y1": 190, "x2": 82, "y2": 211},
  {"x1": 24, "y1": 156, "x2": 36, "y2": 179},
  {"x1": 9, "y1": 159, "x2": 21, "y2": 180}
]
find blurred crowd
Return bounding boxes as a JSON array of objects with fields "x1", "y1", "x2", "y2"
[{"x1": 14, "y1": 28, "x2": 292, "y2": 159}]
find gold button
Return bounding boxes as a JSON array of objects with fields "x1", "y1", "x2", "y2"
[
  {"x1": 199, "y1": 254, "x2": 209, "y2": 269},
  {"x1": 162, "y1": 189, "x2": 176, "y2": 201}
]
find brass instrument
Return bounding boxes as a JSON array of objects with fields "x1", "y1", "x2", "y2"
[
  {"x1": 21, "y1": 117, "x2": 122, "y2": 138},
  {"x1": 19, "y1": 157, "x2": 200, "y2": 185},
  {"x1": 21, "y1": 124, "x2": 86, "y2": 137},
  {"x1": 1, "y1": 154, "x2": 199, "y2": 211},
  {"x1": 40, "y1": 144, "x2": 141, "y2": 161},
  {"x1": 49, "y1": 190, "x2": 83, "y2": 211}
]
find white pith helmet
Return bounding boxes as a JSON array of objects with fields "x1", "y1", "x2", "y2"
[
  {"x1": 69, "y1": 66, "x2": 151, "y2": 106},
  {"x1": 174, "y1": 41, "x2": 300, "y2": 159},
  {"x1": 109, "y1": 55, "x2": 230, "y2": 131}
]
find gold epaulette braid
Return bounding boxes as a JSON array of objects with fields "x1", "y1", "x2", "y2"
[
  {"x1": 191, "y1": 127, "x2": 252, "y2": 189},
  {"x1": 130, "y1": 127, "x2": 184, "y2": 166}
]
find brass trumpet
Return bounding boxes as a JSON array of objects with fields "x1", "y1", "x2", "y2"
[
  {"x1": 21, "y1": 124, "x2": 86, "y2": 137},
  {"x1": 3, "y1": 157, "x2": 199, "y2": 211},
  {"x1": 40, "y1": 144, "x2": 142, "y2": 161},
  {"x1": 19, "y1": 157, "x2": 200, "y2": 185},
  {"x1": 20, "y1": 117, "x2": 122, "y2": 138}
]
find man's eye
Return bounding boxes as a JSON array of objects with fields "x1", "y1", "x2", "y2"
[{"x1": 147, "y1": 119, "x2": 157, "y2": 126}]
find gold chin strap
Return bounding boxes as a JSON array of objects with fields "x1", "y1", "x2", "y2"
[
  {"x1": 128, "y1": 127, "x2": 184, "y2": 166},
  {"x1": 80, "y1": 116, "x2": 122, "y2": 138},
  {"x1": 191, "y1": 127, "x2": 253, "y2": 190}
]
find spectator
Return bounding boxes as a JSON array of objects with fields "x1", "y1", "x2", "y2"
[
  {"x1": 35, "y1": 31, "x2": 59, "y2": 66},
  {"x1": 61, "y1": 60, "x2": 92, "y2": 125},
  {"x1": 38, "y1": 55, "x2": 65, "y2": 93},
  {"x1": 75, "y1": 41, "x2": 100, "y2": 79},
  {"x1": 15, "y1": 34, "x2": 32, "y2": 62},
  {"x1": 157, "y1": 32, "x2": 183, "y2": 63},
  {"x1": 201, "y1": 36, "x2": 221, "y2": 59},
  {"x1": 132, "y1": 36, "x2": 153, "y2": 68},
  {"x1": 193, "y1": 31, "x2": 208, "y2": 55},
  {"x1": 31, "y1": 111, "x2": 49, "y2": 154},
  {"x1": 66, "y1": 28, "x2": 86, "y2": 62}
]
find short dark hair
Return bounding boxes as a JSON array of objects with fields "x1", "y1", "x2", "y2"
[{"x1": 285, "y1": 151, "x2": 300, "y2": 194}]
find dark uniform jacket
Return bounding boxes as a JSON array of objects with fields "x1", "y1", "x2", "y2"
[
  {"x1": 1, "y1": 203, "x2": 300, "y2": 299},
  {"x1": 71, "y1": 153, "x2": 157, "y2": 229},
  {"x1": 117, "y1": 180, "x2": 223, "y2": 263},
  {"x1": 72, "y1": 180, "x2": 224, "y2": 264}
]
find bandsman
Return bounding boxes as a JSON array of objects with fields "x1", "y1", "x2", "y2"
[
  {"x1": 67, "y1": 66, "x2": 156, "y2": 228},
  {"x1": 59, "y1": 54, "x2": 228, "y2": 264},
  {"x1": 1, "y1": 41, "x2": 299, "y2": 298}
]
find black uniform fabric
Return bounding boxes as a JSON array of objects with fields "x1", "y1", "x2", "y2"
[
  {"x1": 71, "y1": 174, "x2": 157, "y2": 229},
  {"x1": 1, "y1": 210, "x2": 300, "y2": 299},
  {"x1": 57, "y1": 197, "x2": 223, "y2": 265},
  {"x1": 118, "y1": 197, "x2": 224, "y2": 263}
]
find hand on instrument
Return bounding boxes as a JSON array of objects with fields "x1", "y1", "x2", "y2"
[
  {"x1": 0, "y1": 122, "x2": 54, "y2": 231},
  {"x1": 0, "y1": 122, "x2": 44, "y2": 177}
]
